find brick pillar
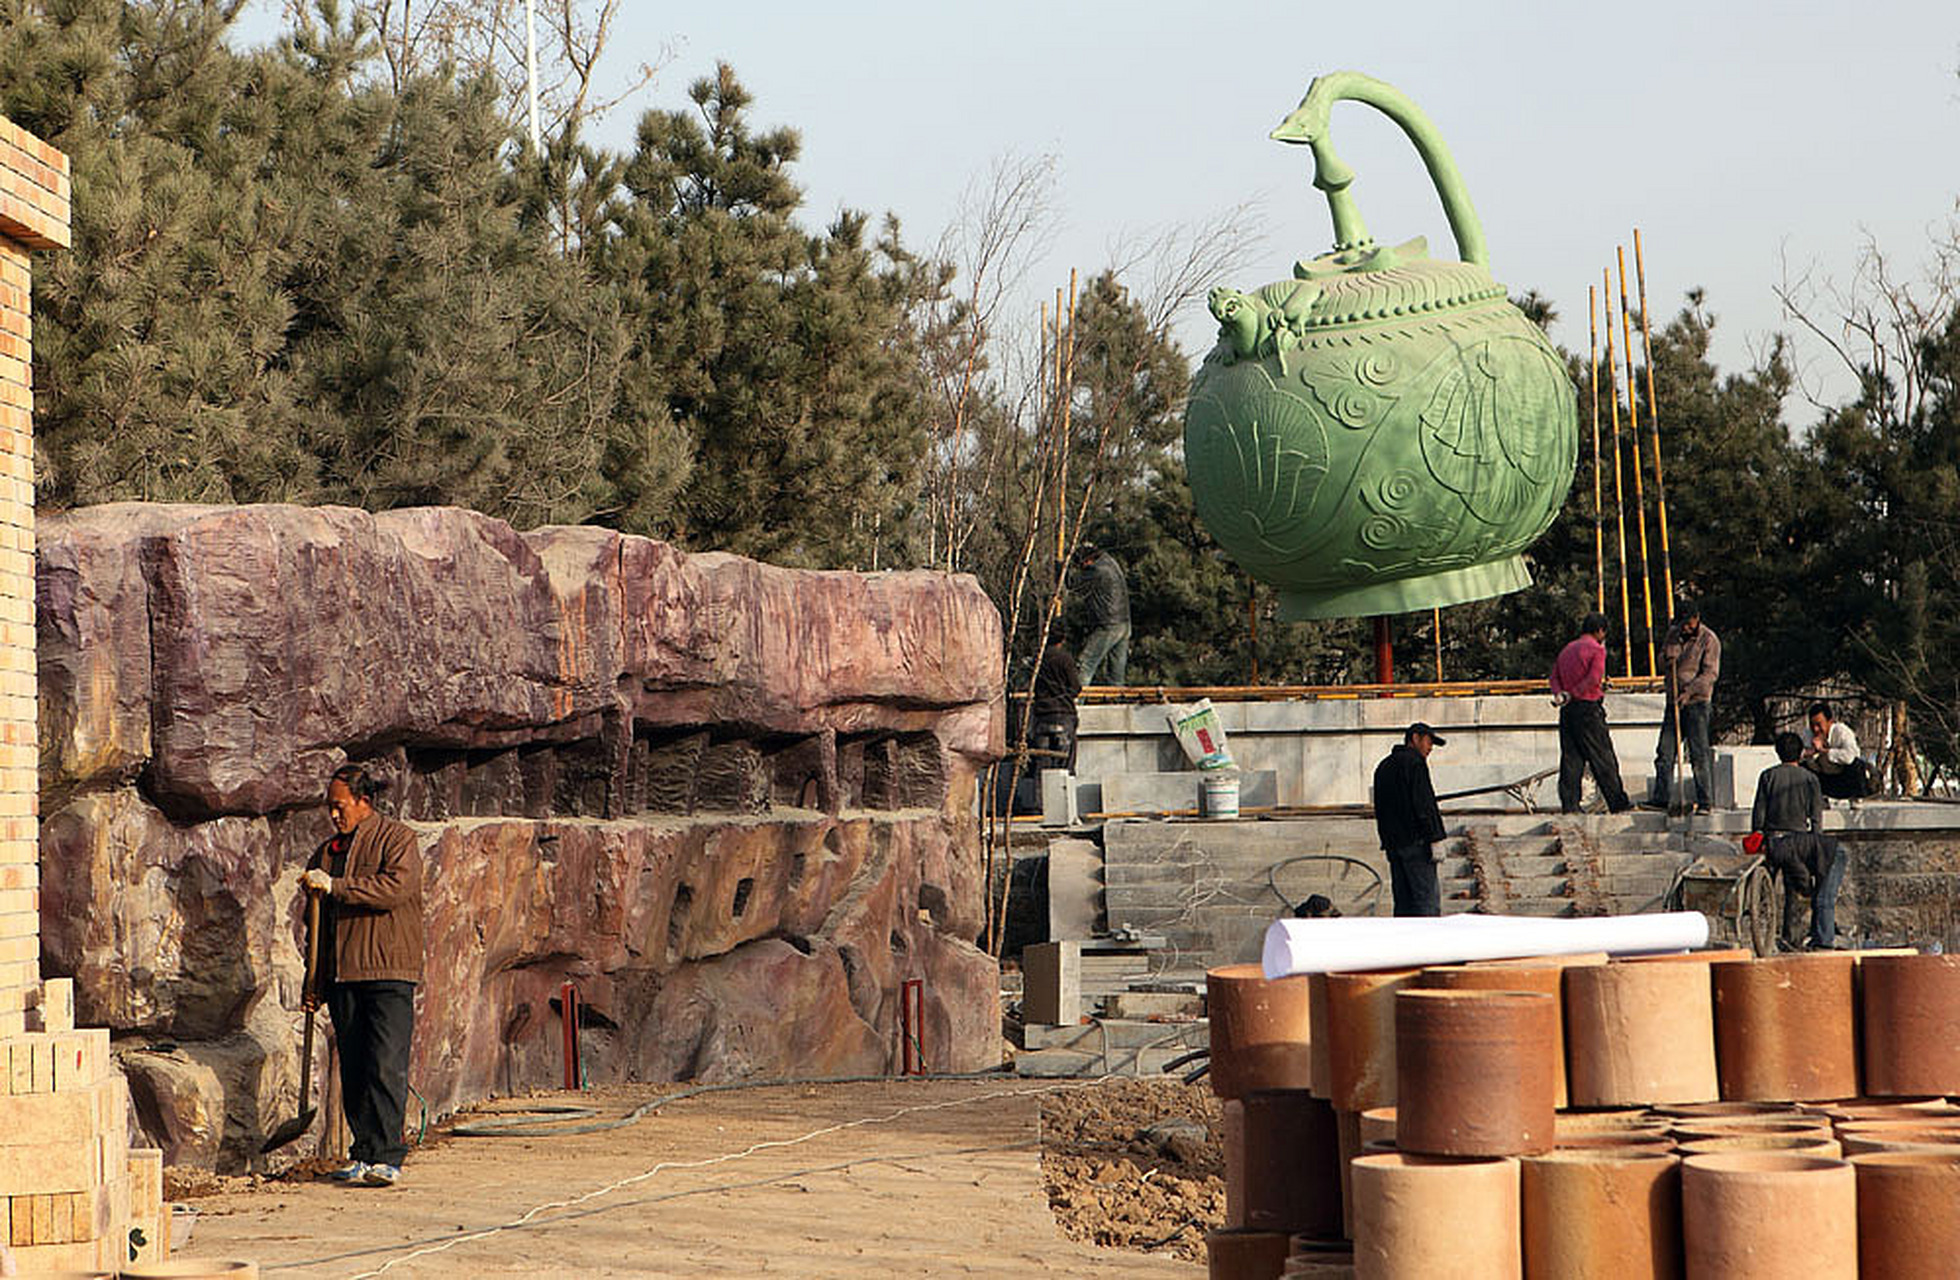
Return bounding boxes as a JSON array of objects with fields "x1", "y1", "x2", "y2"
[{"x1": 0, "y1": 116, "x2": 169, "y2": 1272}]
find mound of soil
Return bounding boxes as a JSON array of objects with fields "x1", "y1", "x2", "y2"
[{"x1": 1039, "y1": 1077, "x2": 1225, "y2": 1263}]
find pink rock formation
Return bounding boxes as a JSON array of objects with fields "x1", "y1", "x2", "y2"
[{"x1": 37, "y1": 504, "x2": 1004, "y2": 1169}]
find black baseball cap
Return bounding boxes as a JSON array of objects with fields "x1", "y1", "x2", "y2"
[{"x1": 1407, "y1": 722, "x2": 1447, "y2": 746}]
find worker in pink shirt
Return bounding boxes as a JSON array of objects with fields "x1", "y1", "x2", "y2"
[{"x1": 1549, "y1": 611, "x2": 1632, "y2": 813}]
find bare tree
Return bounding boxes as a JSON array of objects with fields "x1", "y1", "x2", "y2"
[{"x1": 291, "y1": 0, "x2": 665, "y2": 140}]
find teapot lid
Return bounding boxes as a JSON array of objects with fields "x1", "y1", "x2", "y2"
[{"x1": 1291, "y1": 235, "x2": 1507, "y2": 333}]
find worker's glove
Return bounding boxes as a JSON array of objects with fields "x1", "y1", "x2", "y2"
[
  {"x1": 1550, "y1": 691, "x2": 1570, "y2": 708},
  {"x1": 302, "y1": 868, "x2": 334, "y2": 895}
]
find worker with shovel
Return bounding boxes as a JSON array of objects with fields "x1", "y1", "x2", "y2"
[{"x1": 299, "y1": 764, "x2": 425, "y2": 1187}]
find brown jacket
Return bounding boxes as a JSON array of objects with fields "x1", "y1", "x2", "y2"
[{"x1": 307, "y1": 813, "x2": 425, "y2": 984}]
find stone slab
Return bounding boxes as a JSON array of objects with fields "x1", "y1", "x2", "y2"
[
  {"x1": 1021, "y1": 941, "x2": 1080, "y2": 1027},
  {"x1": 1045, "y1": 839, "x2": 1101, "y2": 943},
  {"x1": 1098, "y1": 770, "x2": 1279, "y2": 816}
]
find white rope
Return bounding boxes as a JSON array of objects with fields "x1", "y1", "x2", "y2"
[{"x1": 346, "y1": 1077, "x2": 1111, "y2": 1278}]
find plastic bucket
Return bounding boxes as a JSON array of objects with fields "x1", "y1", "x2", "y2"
[{"x1": 1203, "y1": 772, "x2": 1241, "y2": 819}]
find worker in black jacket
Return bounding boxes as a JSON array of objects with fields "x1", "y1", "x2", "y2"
[{"x1": 1373, "y1": 723, "x2": 1448, "y2": 916}]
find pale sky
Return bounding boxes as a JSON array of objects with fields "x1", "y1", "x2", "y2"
[{"x1": 241, "y1": 1, "x2": 1960, "y2": 418}]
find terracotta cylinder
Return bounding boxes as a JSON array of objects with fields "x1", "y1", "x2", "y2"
[
  {"x1": 1308, "y1": 973, "x2": 1332, "y2": 1097},
  {"x1": 1358, "y1": 1105, "x2": 1397, "y2": 1147},
  {"x1": 1555, "y1": 1108, "x2": 1658, "y2": 1135},
  {"x1": 1811, "y1": 1098, "x2": 1958, "y2": 1123},
  {"x1": 1324, "y1": 969, "x2": 1421, "y2": 1113},
  {"x1": 1709, "y1": 955, "x2": 1857, "y2": 1102},
  {"x1": 1350, "y1": 1154, "x2": 1521, "y2": 1280},
  {"x1": 1681, "y1": 1153, "x2": 1854, "y2": 1279},
  {"x1": 1210, "y1": 964, "x2": 1315, "y2": 1098},
  {"x1": 1861, "y1": 954, "x2": 1960, "y2": 1097},
  {"x1": 1838, "y1": 1127, "x2": 1960, "y2": 1157},
  {"x1": 1676, "y1": 1133, "x2": 1841, "y2": 1158},
  {"x1": 1838, "y1": 1115, "x2": 1960, "y2": 1135},
  {"x1": 1223, "y1": 1099, "x2": 1248, "y2": 1228},
  {"x1": 1521, "y1": 1150, "x2": 1681, "y2": 1280},
  {"x1": 1853, "y1": 1152, "x2": 1960, "y2": 1277},
  {"x1": 1565, "y1": 960, "x2": 1719, "y2": 1106},
  {"x1": 119, "y1": 1266, "x2": 260, "y2": 1280},
  {"x1": 1419, "y1": 961, "x2": 1572, "y2": 1106},
  {"x1": 1207, "y1": 1228, "x2": 1293, "y2": 1280},
  {"x1": 1232, "y1": 1090, "x2": 1344, "y2": 1239},
  {"x1": 1666, "y1": 1119, "x2": 1832, "y2": 1142},
  {"x1": 1553, "y1": 1131, "x2": 1676, "y2": 1156},
  {"x1": 1395, "y1": 989, "x2": 1557, "y2": 1156},
  {"x1": 1623, "y1": 948, "x2": 1754, "y2": 965},
  {"x1": 1655, "y1": 1100, "x2": 1798, "y2": 1119},
  {"x1": 1335, "y1": 1107, "x2": 1362, "y2": 1239}
]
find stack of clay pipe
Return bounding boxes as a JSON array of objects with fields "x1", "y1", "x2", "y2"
[{"x1": 1199, "y1": 949, "x2": 1960, "y2": 1279}]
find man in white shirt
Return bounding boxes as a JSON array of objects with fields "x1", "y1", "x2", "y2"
[{"x1": 1803, "y1": 701, "x2": 1871, "y2": 801}]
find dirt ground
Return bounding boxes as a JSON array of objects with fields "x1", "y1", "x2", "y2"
[
  {"x1": 187, "y1": 1078, "x2": 1207, "y2": 1278},
  {"x1": 1039, "y1": 1078, "x2": 1225, "y2": 1264}
]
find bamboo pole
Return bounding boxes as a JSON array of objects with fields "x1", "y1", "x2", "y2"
[
  {"x1": 1052, "y1": 286, "x2": 1068, "y2": 564},
  {"x1": 1618, "y1": 247, "x2": 1658, "y2": 677},
  {"x1": 1588, "y1": 285, "x2": 1605, "y2": 615},
  {"x1": 1433, "y1": 607, "x2": 1444, "y2": 682},
  {"x1": 1633, "y1": 229, "x2": 1677, "y2": 613},
  {"x1": 1603, "y1": 268, "x2": 1635, "y2": 679}
]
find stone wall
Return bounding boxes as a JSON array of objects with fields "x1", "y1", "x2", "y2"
[{"x1": 37, "y1": 503, "x2": 1006, "y2": 1170}]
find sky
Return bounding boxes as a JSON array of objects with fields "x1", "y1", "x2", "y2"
[{"x1": 239, "y1": 1, "x2": 1960, "y2": 417}]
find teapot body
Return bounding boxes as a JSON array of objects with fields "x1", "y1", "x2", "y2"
[{"x1": 1185, "y1": 72, "x2": 1579, "y2": 621}]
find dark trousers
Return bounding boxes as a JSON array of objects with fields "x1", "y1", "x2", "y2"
[
  {"x1": 1652, "y1": 700, "x2": 1714, "y2": 807},
  {"x1": 1079, "y1": 623, "x2": 1130, "y2": 686},
  {"x1": 327, "y1": 980, "x2": 416, "y2": 1167},
  {"x1": 1776, "y1": 840, "x2": 1848, "y2": 950},
  {"x1": 1386, "y1": 841, "x2": 1441, "y2": 917},
  {"x1": 1810, "y1": 759, "x2": 1871, "y2": 800},
  {"x1": 1558, "y1": 699, "x2": 1631, "y2": 812}
]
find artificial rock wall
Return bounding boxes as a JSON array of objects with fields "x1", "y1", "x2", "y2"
[{"x1": 37, "y1": 502, "x2": 1006, "y2": 1170}]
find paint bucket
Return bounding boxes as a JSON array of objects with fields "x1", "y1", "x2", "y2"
[{"x1": 1204, "y1": 772, "x2": 1241, "y2": 819}]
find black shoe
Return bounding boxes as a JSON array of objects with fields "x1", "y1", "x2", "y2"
[
  {"x1": 1639, "y1": 799, "x2": 1669, "y2": 812},
  {"x1": 1693, "y1": 804, "x2": 1712, "y2": 816}
]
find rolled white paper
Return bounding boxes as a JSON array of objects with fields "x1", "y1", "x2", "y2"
[{"x1": 1260, "y1": 911, "x2": 1713, "y2": 978}]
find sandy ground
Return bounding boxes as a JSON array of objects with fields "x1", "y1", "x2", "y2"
[{"x1": 188, "y1": 1078, "x2": 1206, "y2": 1279}]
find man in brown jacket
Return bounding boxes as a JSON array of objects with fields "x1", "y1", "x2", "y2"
[
  {"x1": 1647, "y1": 601, "x2": 1722, "y2": 814},
  {"x1": 302, "y1": 764, "x2": 424, "y2": 1187}
]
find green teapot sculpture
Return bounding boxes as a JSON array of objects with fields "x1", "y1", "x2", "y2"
[{"x1": 1185, "y1": 71, "x2": 1577, "y2": 621}]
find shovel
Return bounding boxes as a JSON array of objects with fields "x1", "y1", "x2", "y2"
[{"x1": 263, "y1": 892, "x2": 322, "y2": 1154}]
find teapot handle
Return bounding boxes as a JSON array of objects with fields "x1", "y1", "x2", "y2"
[{"x1": 1270, "y1": 70, "x2": 1488, "y2": 268}]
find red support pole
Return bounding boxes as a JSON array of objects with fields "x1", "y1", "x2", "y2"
[
  {"x1": 1373, "y1": 616, "x2": 1394, "y2": 685},
  {"x1": 900, "y1": 978, "x2": 925, "y2": 1076},
  {"x1": 560, "y1": 980, "x2": 581, "y2": 1092}
]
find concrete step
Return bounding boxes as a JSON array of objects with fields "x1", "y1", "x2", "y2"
[
  {"x1": 1013, "y1": 1041, "x2": 1205, "y2": 1079},
  {"x1": 1443, "y1": 899, "x2": 1576, "y2": 918},
  {"x1": 1024, "y1": 1017, "x2": 1209, "y2": 1051}
]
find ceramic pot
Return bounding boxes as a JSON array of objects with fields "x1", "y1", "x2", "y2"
[
  {"x1": 1210, "y1": 964, "x2": 1316, "y2": 1098},
  {"x1": 1852, "y1": 1152, "x2": 1960, "y2": 1278},
  {"x1": 1208, "y1": 1228, "x2": 1294, "y2": 1280},
  {"x1": 1419, "y1": 961, "x2": 1572, "y2": 1106},
  {"x1": 1554, "y1": 1108, "x2": 1658, "y2": 1134},
  {"x1": 1358, "y1": 1105, "x2": 1397, "y2": 1147},
  {"x1": 1838, "y1": 1127, "x2": 1960, "y2": 1157},
  {"x1": 1838, "y1": 1116, "x2": 1960, "y2": 1135},
  {"x1": 1521, "y1": 1150, "x2": 1681, "y2": 1280},
  {"x1": 1395, "y1": 989, "x2": 1557, "y2": 1155},
  {"x1": 1324, "y1": 969, "x2": 1422, "y2": 1112},
  {"x1": 1565, "y1": 961, "x2": 1719, "y2": 1106},
  {"x1": 119, "y1": 1266, "x2": 260, "y2": 1280},
  {"x1": 1674, "y1": 1133, "x2": 1841, "y2": 1159},
  {"x1": 1350, "y1": 1154, "x2": 1521, "y2": 1280},
  {"x1": 1808, "y1": 1098, "x2": 1958, "y2": 1123},
  {"x1": 1681, "y1": 1153, "x2": 1854, "y2": 1279},
  {"x1": 1710, "y1": 955, "x2": 1857, "y2": 1102},
  {"x1": 1861, "y1": 955, "x2": 1960, "y2": 1097},
  {"x1": 1231, "y1": 1090, "x2": 1345, "y2": 1239}
]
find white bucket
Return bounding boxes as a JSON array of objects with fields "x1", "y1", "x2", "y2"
[{"x1": 1202, "y1": 772, "x2": 1241, "y2": 819}]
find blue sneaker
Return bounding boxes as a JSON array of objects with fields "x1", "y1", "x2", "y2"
[
  {"x1": 326, "y1": 1161, "x2": 368, "y2": 1184},
  {"x1": 362, "y1": 1163, "x2": 401, "y2": 1187}
]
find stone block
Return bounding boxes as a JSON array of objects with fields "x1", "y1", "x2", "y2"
[
  {"x1": 1045, "y1": 838, "x2": 1101, "y2": 943},
  {"x1": 1022, "y1": 941, "x2": 1081, "y2": 1027},
  {"x1": 29, "y1": 976, "x2": 72, "y2": 1033},
  {"x1": 1038, "y1": 769, "x2": 1078, "y2": 827}
]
